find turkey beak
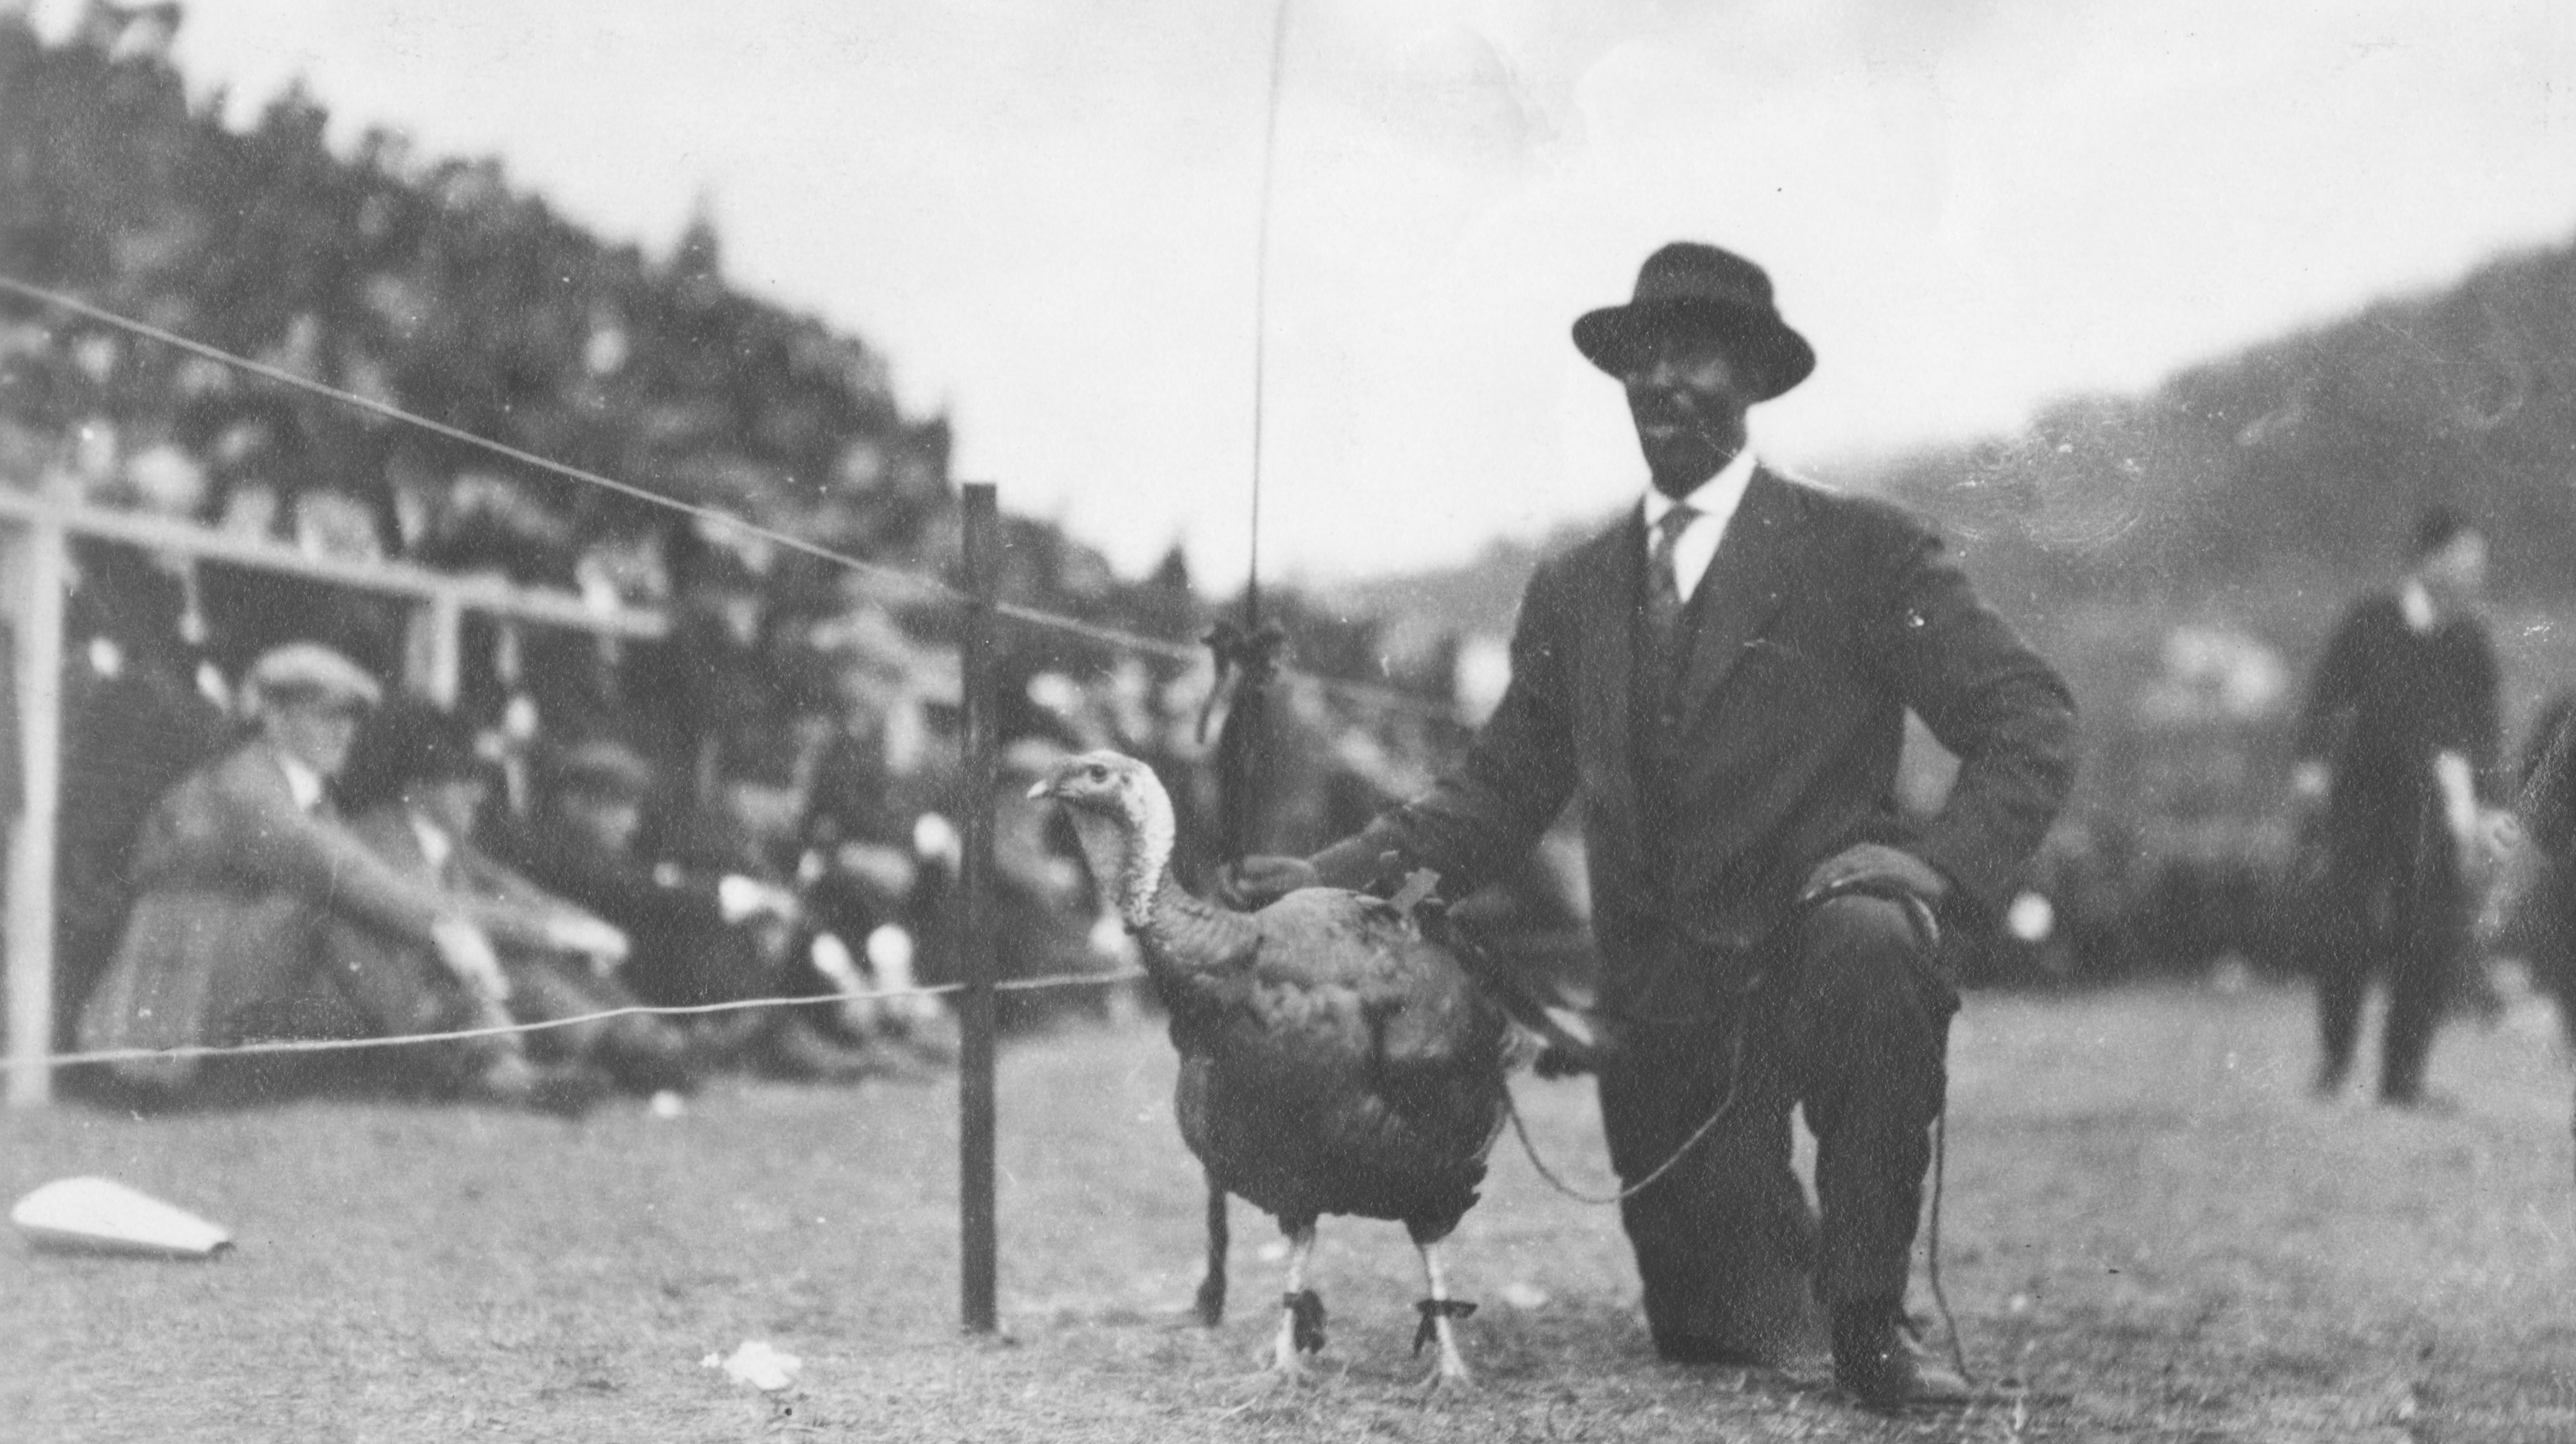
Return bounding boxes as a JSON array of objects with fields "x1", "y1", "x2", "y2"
[{"x1": 1026, "y1": 778, "x2": 1056, "y2": 802}]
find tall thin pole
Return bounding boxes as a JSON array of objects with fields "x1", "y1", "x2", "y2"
[
  {"x1": 4, "y1": 511, "x2": 67, "y2": 1107},
  {"x1": 955, "y1": 482, "x2": 1002, "y2": 1332},
  {"x1": 1243, "y1": 0, "x2": 1291, "y2": 624}
]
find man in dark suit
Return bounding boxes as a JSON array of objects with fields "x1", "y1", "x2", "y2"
[
  {"x1": 2289, "y1": 507, "x2": 2507, "y2": 1106},
  {"x1": 1228, "y1": 243, "x2": 2077, "y2": 1407}
]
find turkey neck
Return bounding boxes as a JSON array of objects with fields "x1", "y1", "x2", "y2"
[{"x1": 1062, "y1": 791, "x2": 1259, "y2": 979}]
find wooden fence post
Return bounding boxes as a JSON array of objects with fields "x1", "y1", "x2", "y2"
[
  {"x1": 404, "y1": 590, "x2": 465, "y2": 707},
  {"x1": 956, "y1": 483, "x2": 1002, "y2": 1332},
  {"x1": 4, "y1": 508, "x2": 68, "y2": 1107}
]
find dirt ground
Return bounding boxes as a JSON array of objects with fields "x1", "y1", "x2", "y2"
[{"x1": 4, "y1": 977, "x2": 2574, "y2": 1443}]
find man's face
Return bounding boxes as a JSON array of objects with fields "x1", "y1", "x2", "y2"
[
  {"x1": 1622, "y1": 330, "x2": 1760, "y2": 497},
  {"x1": 264, "y1": 697, "x2": 364, "y2": 779}
]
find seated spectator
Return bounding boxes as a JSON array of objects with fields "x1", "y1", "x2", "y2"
[
  {"x1": 74, "y1": 643, "x2": 574, "y2": 1109},
  {"x1": 2504, "y1": 692, "x2": 2576, "y2": 1040},
  {"x1": 798, "y1": 700, "x2": 956, "y2": 1065},
  {"x1": 335, "y1": 700, "x2": 697, "y2": 1098},
  {"x1": 483, "y1": 738, "x2": 885, "y2": 1081}
]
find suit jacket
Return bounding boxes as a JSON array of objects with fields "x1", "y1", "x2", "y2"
[
  {"x1": 2294, "y1": 589, "x2": 2501, "y2": 826},
  {"x1": 1317, "y1": 468, "x2": 2077, "y2": 1018},
  {"x1": 75, "y1": 739, "x2": 469, "y2": 1083}
]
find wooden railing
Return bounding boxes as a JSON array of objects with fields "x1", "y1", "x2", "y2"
[{"x1": 0, "y1": 485, "x2": 668, "y2": 1106}]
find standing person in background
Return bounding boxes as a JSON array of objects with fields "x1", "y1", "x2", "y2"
[
  {"x1": 2290, "y1": 506, "x2": 2511, "y2": 1106},
  {"x1": 2501, "y1": 693, "x2": 2576, "y2": 1044}
]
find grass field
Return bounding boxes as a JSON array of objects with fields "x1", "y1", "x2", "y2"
[{"x1": 5, "y1": 978, "x2": 2574, "y2": 1444}]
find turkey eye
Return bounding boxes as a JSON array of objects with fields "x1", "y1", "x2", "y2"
[{"x1": 1086, "y1": 764, "x2": 1106, "y2": 781}]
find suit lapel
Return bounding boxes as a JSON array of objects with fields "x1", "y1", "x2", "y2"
[
  {"x1": 1675, "y1": 468, "x2": 1807, "y2": 732},
  {"x1": 1572, "y1": 514, "x2": 1645, "y2": 838}
]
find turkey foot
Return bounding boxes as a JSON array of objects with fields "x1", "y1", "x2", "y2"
[
  {"x1": 1410, "y1": 1237, "x2": 1477, "y2": 1393},
  {"x1": 1257, "y1": 1226, "x2": 1324, "y2": 1384}
]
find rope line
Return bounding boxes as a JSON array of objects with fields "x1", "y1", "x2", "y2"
[
  {"x1": 991, "y1": 601, "x2": 1198, "y2": 667},
  {"x1": 25, "y1": 965, "x2": 1147, "y2": 1071},
  {"x1": 0, "y1": 273, "x2": 1464, "y2": 726},
  {"x1": 0, "y1": 276, "x2": 955, "y2": 608},
  {"x1": 1926, "y1": 1107, "x2": 1974, "y2": 1385}
]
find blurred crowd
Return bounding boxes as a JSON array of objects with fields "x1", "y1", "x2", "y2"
[
  {"x1": 0, "y1": 4, "x2": 1514, "y2": 1115},
  {"x1": 27, "y1": 509, "x2": 1480, "y2": 1115},
  {"x1": 53, "y1": 610, "x2": 986, "y2": 1114}
]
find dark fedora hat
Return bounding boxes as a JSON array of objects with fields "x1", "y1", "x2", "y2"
[{"x1": 1571, "y1": 242, "x2": 1815, "y2": 399}]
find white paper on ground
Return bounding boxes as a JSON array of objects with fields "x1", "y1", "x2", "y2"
[{"x1": 11, "y1": 1176, "x2": 233, "y2": 1258}]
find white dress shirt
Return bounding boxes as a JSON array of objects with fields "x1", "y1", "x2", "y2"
[
  {"x1": 2398, "y1": 578, "x2": 2435, "y2": 633},
  {"x1": 1639, "y1": 445, "x2": 1758, "y2": 605}
]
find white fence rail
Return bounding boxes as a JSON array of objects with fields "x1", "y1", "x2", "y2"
[{"x1": 0, "y1": 485, "x2": 667, "y2": 1106}]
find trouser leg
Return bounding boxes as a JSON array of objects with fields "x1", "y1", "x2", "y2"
[
  {"x1": 1598, "y1": 1017, "x2": 1823, "y2": 1363},
  {"x1": 231, "y1": 923, "x2": 516, "y2": 1094},
  {"x1": 1782, "y1": 896, "x2": 1955, "y2": 1309},
  {"x1": 2313, "y1": 961, "x2": 2369, "y2": 1091},
  {"x1": 2302, "y1": 858, "x2": 2380, "y2": 1092},
  {"x1": 2381, "y1": 857, "x2": 2467, "y2": 1104}
]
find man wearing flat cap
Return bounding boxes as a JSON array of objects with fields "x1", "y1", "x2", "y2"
[
  {"x1": 1228, "y1": 243, "x2": 2076, "y2": 1407},
  {"x1": 77, "y1": 643, "x2": 557, "y2": 1106}
]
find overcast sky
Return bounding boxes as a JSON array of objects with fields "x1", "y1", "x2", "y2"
[{"x1": 34, "y1": 0, "x2": 2576, "y2": 583}]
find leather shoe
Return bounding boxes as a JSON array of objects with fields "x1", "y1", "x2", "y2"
[{"x1": 1831, "y1": 1301, "x2": 1972, "y2": 1409}]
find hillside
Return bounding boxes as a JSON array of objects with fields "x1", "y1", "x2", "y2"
[
  {"x1": 1320, "y1": 517, "x2": 1599, "y2": 665},
  {"x1": 1872, "y1": 232, "x2": 2576, "y2": 612}
]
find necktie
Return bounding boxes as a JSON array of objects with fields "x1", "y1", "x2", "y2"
[
  {"x1": 1643, "y1": 503, "x2": 1700, "y2": 669},
  {"x1": 1636, "y1": 503, "x2": 1701, "y2": 830}
]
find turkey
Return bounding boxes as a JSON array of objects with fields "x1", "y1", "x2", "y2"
[{"x1": 1028, "y1": 750, "x2": 1512, "y2": 1389}]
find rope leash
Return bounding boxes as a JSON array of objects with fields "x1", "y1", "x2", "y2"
[
  {"x1": 1498, "y1": 1018, "x2": 1747, "y2": 1207},
  {"x1": 27, "y1": 965, "x2": 1147, "y2": 1071}
]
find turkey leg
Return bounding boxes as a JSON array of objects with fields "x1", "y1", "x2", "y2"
[
  {"x1": 1267, "y1": 1223, "x2": 1321, "y2": 1381},
  {"x1": 1412, "y1": 1236, "x2": 1476, "y2": 1391},
  {"x1": 1194, "y1": 1172, "x2": 1228, "y2": 1326}
]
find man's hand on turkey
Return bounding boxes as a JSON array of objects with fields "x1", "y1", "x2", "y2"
[
  {"x1": 1214, "y1": 854, "x2": 1318, "y2": 911},
  {"x1": 1799, "y1": 843, "x2": 1951, "y2": 909}
]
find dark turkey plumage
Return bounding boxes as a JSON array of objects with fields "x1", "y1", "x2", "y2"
[{"x1": 1030, "y1": 750, "x2": 1510, "y2": 1388}]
